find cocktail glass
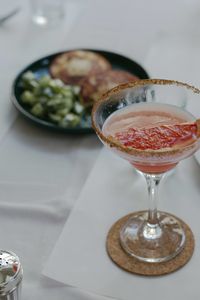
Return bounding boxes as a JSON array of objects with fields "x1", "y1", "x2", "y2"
[{"x1": 92, "y1": 79, "x2": 200, "y2": 263}]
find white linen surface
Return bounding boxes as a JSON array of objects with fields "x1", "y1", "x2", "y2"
[
  {"x1": 0, "y1": 117, "x2": 101, "y2": 299},
  {"x1": 145, "y1": 34, "x2": 200, "y2": 86},
  {"x1": 43, "y1": 147, "x2": 200, "y2": 300},
  {"x1": 64, "y1": 0, "x2": 200, "y2": 64},
  {"x1": 1, "y1": 0, "x2": 200, "y2": 299}
]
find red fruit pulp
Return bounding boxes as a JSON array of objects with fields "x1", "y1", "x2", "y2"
[{"x1": 115, "y1": 123, "x2": 197, "y2": 150}]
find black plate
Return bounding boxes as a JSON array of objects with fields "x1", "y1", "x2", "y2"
[{"x1": 11, "y1": 49, "x2": 149, "y2": 134}]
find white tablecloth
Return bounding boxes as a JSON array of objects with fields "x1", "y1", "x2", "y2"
[{"x1": 1, "y1": 0, "x2": 200, "y2": 299}]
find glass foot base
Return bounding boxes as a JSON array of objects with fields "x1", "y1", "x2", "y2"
[{"x1": 120, "y1": 211, "x2": 186, "y2": 263}]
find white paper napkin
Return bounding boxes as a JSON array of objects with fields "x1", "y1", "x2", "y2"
[{"x1": 43, "y1": 147, "x2": 200, "y2": 300}]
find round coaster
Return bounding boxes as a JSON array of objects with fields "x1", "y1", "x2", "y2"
[{"x1": 106, "y1": 211, "x2": 195, "y2": 276}]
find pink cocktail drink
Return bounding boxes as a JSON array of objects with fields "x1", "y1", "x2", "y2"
[
  {"x1": 92, "y1": 80, "x2": 200, "y2": 263},
  {"x1": 103, "y1": 103, "x2": 198, "y2": 174}
]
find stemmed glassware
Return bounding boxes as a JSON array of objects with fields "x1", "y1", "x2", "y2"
[{"x1": 92, "y1": 79, "x2": 200, "y2": 263}]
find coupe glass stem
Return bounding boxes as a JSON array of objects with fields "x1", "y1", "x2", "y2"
[
  {"x1": 144, "y1": 173, "x2": 163, "y2": 224},
  {"x1": 120, "y1": 170, "x2": 186, "y2": 262}
]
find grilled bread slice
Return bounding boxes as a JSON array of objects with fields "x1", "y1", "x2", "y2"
[
  {"x1": 50, "y1": 50, "x2": 111, "y2": 85},
  {"x1": 81, "y1": 70, "x2": 138, "y2": 105}
]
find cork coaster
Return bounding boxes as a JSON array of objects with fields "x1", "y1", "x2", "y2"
[{"x1": 106, "y1": 212, "x2": 194, "y2": 276}]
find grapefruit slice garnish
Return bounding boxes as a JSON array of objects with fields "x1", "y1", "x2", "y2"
[{"x1": 114, "y1": 121, "x2": 199, "y2": 151}]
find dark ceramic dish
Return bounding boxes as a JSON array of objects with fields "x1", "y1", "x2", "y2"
[{"x1": 11, "y1": 49, "x2": 149, "y2": 134}]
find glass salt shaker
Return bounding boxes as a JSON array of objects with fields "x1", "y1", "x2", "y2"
[{"x1": 0, "y1": 250, "x2": 23, "y2": 300}]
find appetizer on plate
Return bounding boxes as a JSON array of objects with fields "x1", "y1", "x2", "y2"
[
  {"x1": 50, "y1": 50, "x2": 112, "y2": 85},
  {"x1": 81, "y1": 70, "x2": 138, "y2": 105},
  {"x1": 20, "y1": 71, "x2": 87, "y2": 128},
  {"x1": 14, "y1": 49, "x2": 148, "y2": 132}
]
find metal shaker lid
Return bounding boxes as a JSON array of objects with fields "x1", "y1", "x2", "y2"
[{"x1": 0, "y1": 250, "x2": 23, "y2": 295}]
